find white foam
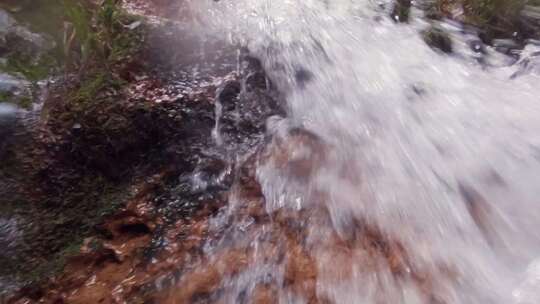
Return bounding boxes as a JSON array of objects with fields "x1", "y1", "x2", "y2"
[{"x1": 185, "y1": 1, "x2": 540, "y2": 302}]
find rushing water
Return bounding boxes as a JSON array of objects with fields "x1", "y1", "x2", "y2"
[{"x1": 176, "y1": 0, "x2": 540, "y2": 303}]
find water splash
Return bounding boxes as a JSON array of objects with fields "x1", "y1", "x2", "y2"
[{"x1": 180, "y1": 1, "x2": 540, "y2": 303}]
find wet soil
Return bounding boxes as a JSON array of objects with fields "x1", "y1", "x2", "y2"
[{"x1": 1, "y1": 0, "x2": 286, "y2": 301}]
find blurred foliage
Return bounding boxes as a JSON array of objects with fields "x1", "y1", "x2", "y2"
[
  {"x1": 0, "y1": 0, "x2": 148, "y2": 287},
  {"x1": 63, "y1": 0, "x2": 143, "y2": 74},
  {"x1": 62, "y1": 0, "x2": 145, "y2": 112},
  {"x1": 462, "y1": 0, "x2": 524, "y2": 31},
  {"x1": 428, "y1": 0, "x2": 540, "y2": 41},
  {"x1": 1, "y1": 55, "x2": 56, "y2": 83}
]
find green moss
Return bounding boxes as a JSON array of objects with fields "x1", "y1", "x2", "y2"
[
  {"x1": 17, "y1": 96, "x2": 33, "y2": 109},
  {"x1": 64, "y1": 0, "x2": 145, "y2": 72},
  {"x1": 71, "y1": 72, "x2": 108, "y2": 103},
  {"x1": 5, "y1": 55, "x2": 57, "y2": 83},
  {"x1": 24, "y1": 239, "x2": 83, "y2": 283},
  {"x1": 429, "y1": 0, "x2": 535, "y2": 41},
  {"x1": 3, "y1": 0, "x2": 65, "y2": 49},
  {"x1": 0, "y1": 54, "x2": 58, "y2": 108},
  {"x1": 5, "y1": 175, "x2": 132, "y2": 284},
  {"x1": 0, "y1": 84, "x2": 31, "y2": 109},
  {"x1": 61, "y1": 0, "x2": 144, "y2": 108},
  {"x1": 463, "y1": 0, "x2": 524, "y2": 34}
]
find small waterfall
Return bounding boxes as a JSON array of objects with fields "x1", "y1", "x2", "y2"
[
  {"x1": 179, "y1": 0, "x2": 540, "y2": 303},
  {"x1": 212, "y1": 87, "x2": 224, "y2": 146}
]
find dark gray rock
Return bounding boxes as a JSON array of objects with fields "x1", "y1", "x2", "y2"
[
  {"x1": 0, "y1": 102, "x2": 18, "y2": 142},
  {"x1": 0, "y1": 8, "x2": 55, "y2": 59},
  {"x1": 422, "y1": 26, "x2": 453, "y2": 54},
  {"x1": 0, "y1": 73, "x2": 28, "y2": 92}
]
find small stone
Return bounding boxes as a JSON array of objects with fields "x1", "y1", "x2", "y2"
[{"x1": 422, "y1": 26, "x2": 453, "y2": 54}]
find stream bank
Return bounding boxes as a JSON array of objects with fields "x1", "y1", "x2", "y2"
[{"x1": 1, "y1": 0, "x2": 285, "y2": 301}]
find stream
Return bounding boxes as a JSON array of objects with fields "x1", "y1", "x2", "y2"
[{"x1": 176, "y1": 0, "x2": 540, "y2": 303}]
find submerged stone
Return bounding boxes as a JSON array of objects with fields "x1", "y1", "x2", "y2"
[
  {"x1": 0, "y1": 102, "x2": 18, "y2": 147},
  {"x1": 422, "y1": 26, "x2": 453, "y2": 53},
  {"x1": 390, "y1": 0, "x2": 412, "y2": 23}
]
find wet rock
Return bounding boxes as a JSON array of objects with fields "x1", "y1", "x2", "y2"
[
  {"x1": 0, "y1": 102, "x2": 18, "y2": 147},
  {"x1": 214, "y1": 54, "x2": 285, "y2": 147},
  {"x1": 0, "y1": 3, "x2": 288, "y2": 299},
  {"x1": 217, "y1": 79, "x2": 241, "y2": 108},
  {"x1": 468, "y1": 39, "x2": 486, "y2": 54},
  {"x1": 261, "y1": 127, "x2": 326, "y2": 185},
  {"x1": 492, "y1": 38, "x2": 522, "y2": 54},
  {"x1": 422, "y1": 26, "x2": 453, "y2": 53},
  {"x1": 245, "y1": 70, "x2": 267, "y2": 90},
  {"x1": 390, "y1": 0, "x2": 412, "y2": 23},
  {"x1": 76, "y1": 238, "x2": 124, "y2": 264},
  {"x1": 0, "y1": 8, "x2": 54, "y2": 56},
  {"x1": 0, "y1": 8, "x2": 55, "y2": 83},
  {"x1": 0, "y1": 8, "x2": 53, "y2": 108},
  {"x1": 294, "y1": 67, "x2": 313, "y2": 89},
  {"x1": 0, "y1": 218, "x2": 22, "y2": 292},
  {"x1": 251, "y1": 284, "x2": 278, "y2": 304}
]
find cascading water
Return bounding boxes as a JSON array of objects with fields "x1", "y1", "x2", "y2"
[{"x1": 175, "y1": 1, "x2": 540, "y2": 303}]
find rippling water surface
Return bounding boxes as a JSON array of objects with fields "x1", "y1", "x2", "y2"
[{"x1": 181, "y1": 1, "x2": 540, "y2": 303}]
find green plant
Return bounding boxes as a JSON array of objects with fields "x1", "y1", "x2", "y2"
[
  {"x1": 1, "y1": 55, "x2": 56, "y2": 82},
  {"x1": 63, "y1": 0, "x2": 142, "y2": 73},
  {"x1": 62, "y1": 0, "x2": 143, "y2": 107},
  {"x1": 70, "y1": 71, "x2": 107, "y2": 103},
  {"x1": 463, "y1": 0, "x2": 524, "y2": 30},
  {"x1": 0, "y1": 53, "x2": 58, "y2": 108},
  {"x1": 63, "y1": 0, "x2": 94, "y2": 70},
  {"x1": 391, "y1": 0, "x2": 412, "y2": 23},
  {"x1": 429, "y1": 0, "x2": 533, "y2": 40}
]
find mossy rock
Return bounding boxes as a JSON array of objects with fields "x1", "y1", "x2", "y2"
[
  {"x1": 391, "y1": 0, "x2": 412, "y2": 23},
  {"x1": 427, "y1": 0, "x2": 540, "y2": 43},
  {"x1": 422, "y1": 26, "x2": 453, "y2": 53}
]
